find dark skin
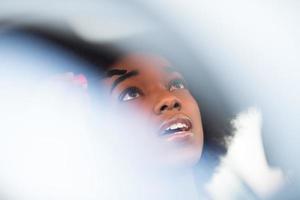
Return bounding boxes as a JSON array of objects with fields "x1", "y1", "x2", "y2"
[{"x1": 103, "y1": 53, "x2": 204, "y2": 167}]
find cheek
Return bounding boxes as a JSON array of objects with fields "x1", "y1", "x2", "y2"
[
  {"x1": 180, "y1": 94, "x2": 203, "y2": 129},
  {"x1": 179, "y1": 93, "x2": 200, "y2": 114},
  {"x1": 121, "y1": 98, "x2": 154, "y2": 117},
  {"x1": 138, "y1": 99, "x2": 156, "y2": 116},
  {"x1": 126, "y1": 98, "x2": 159, "y2": 124},
  {"x1": 189, "y1": 98, "x2": 201, "y2": 119}
]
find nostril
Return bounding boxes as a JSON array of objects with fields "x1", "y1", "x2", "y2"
[
  {"x1": 174, "y1": 102, "x2": 180, "y2": 109},
  {"x1": 160, "y1": 105, "x2": 168, "y2": 112},
  {"x1": 173, "y1": 102, "x2": 181, "y2": 110}
]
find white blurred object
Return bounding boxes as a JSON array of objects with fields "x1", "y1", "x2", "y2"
[
  {"x1": 205, "y1": 108, "x2": 285, "y2": 199},
  {"x1": 0, "y1": 0, "x2": 156, "y2": 41},
  {"x1": 0, "y1": 65, "x2": 199, "y2": 200}
]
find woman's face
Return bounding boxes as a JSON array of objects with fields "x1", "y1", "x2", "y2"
[{"x1": 103, "y1": 53, "x2": 204, "y2": 167}]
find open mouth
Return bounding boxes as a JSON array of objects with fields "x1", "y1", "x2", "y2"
[{"x1": 159, "y1": 115, "x2": 193, "y2": 138}]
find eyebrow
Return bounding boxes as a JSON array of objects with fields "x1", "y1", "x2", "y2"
[
  {"x1": 106, "y1": 69, "x2": 127, "y2": 77},
  {"x1": 110, "y1": 70, "x2": 139, "y2": 93}
]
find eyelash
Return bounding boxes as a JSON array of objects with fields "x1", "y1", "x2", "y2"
[
  {"x1": 119, "y1": 87, "x2": 144, "y2": 102},
  {"x1": 168, "y1": 79, "x2": 187, "y2": 91}
]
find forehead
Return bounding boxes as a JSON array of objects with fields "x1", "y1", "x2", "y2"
[{"x1": 110, "y1": 53, "x2": 171, "y2": 75}]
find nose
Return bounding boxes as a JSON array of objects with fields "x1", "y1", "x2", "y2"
[{"x1": 154, "y1": 93, "x2": 182, "y2": 114}]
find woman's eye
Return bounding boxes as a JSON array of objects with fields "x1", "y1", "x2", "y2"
[
  {"x1": 169, "y1": 79, "x2": 186, "y2": 92},
  {"x1": 119, "y1": 87, "x2": 143, "y2": 102}
]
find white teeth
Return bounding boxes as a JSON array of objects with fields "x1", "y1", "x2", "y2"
[{"x1": 166, "y1": 123, "x2": 188, "y2": 131}]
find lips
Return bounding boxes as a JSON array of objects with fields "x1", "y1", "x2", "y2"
[{"x1": 158, "y1": 115, "x2": 193, "y2": 141}]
